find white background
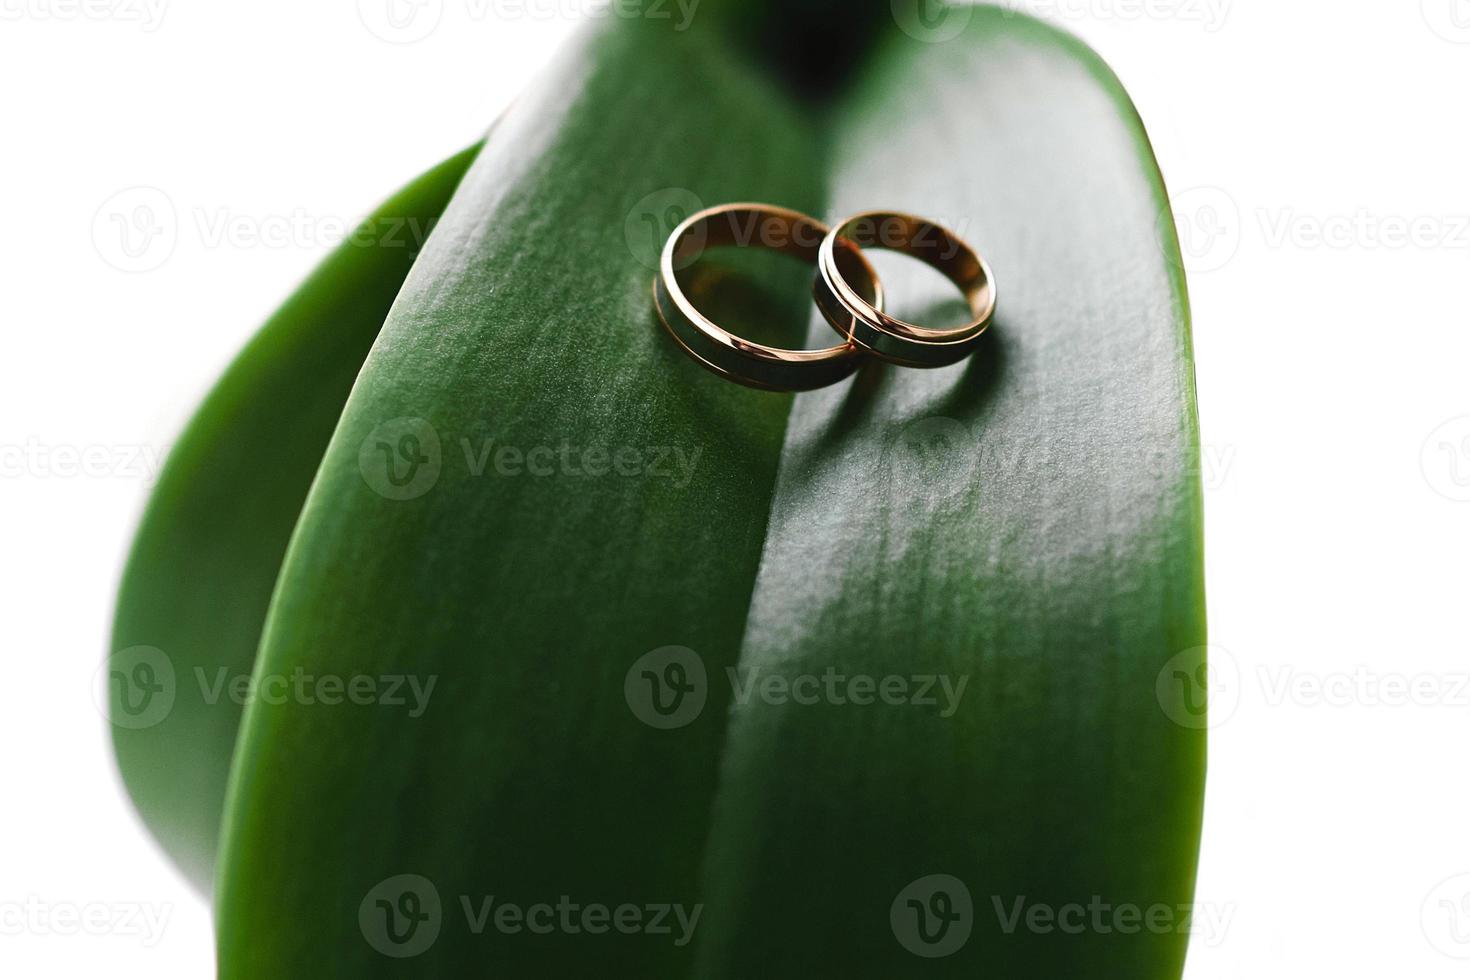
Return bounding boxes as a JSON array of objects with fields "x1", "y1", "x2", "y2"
[{"x1": 2, "y1": 1, "x2": 1469, "y2": 976}]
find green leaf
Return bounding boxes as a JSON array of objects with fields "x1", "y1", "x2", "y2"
[
  {"x1": 201, "y1": 5, "x2": 1201, "y2": 977},
  {"x1": 108, "y1": 143, "x2": 481, "y2": 889}
]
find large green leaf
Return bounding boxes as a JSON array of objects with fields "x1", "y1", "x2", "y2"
[
  {"x1": 204, "y1": 3, "x2": 1203, "y2": 976},
  {"x1": 108, "y1": 143, "x2": 480, "y2": 889}
]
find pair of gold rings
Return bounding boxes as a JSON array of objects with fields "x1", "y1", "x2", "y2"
[{"x1": 653, "y1": 203, "x2": 995, "y2": 391}]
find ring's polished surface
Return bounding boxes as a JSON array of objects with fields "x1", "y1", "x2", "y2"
[
  {"x1": 815, "y1": 210, "x2": 995, "y2": 368},
  {"x1": 654, "y1": 203, "x2": 884, "y2": 392}
]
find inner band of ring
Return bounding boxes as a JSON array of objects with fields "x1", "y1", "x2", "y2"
[
  {"x1": 815, "y1": 210, "x2": 995, "y2": 368},
  {"x1": 654, "y1": 203, "x2": 884, "y2": 392}
]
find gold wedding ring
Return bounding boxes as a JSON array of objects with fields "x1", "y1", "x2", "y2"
[
  {"x1": 654, "y1": 204, "x2": 884, "y2": 392},
  {"x1": 815, "y1": 210, "x2": 995, "y2": 368}
]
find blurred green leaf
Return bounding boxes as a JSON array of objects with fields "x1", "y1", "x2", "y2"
[{"x1": 109, "y1": 144, "x2": 481, "y2": 889}]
